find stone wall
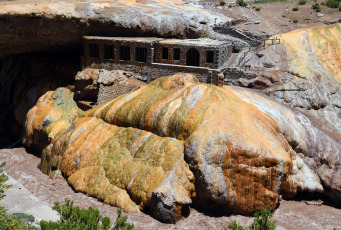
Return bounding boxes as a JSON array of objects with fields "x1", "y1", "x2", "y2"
[{"x1": 87, "y1": 62, "x2": 224, "y2": 84}]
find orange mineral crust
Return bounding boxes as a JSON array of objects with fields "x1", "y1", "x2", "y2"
[
  {"x1": 26, "y1": 74, "x2": 327, "y2": 223},
  {"x1": 84, "y1": 73, "x2": 300, "y2": 214}
]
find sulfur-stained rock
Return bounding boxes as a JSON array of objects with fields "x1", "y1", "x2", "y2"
[
  {"x1": 25, "y1": 73, "x2": 341, "y2": 222},
  {"x1": 25, "y1": 86, "x2": 195, "y2": 223},
  {"x1": 24, "y1": 88, "x2": 82, "y2": 151},
  {"x1": 231, "y1": 87, "x2": 341, "y2": 203},
  {"x1": 84, "y1": 73, "x2": 312, "y2": 214}
]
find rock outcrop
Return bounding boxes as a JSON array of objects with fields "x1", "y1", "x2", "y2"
[
  {"x1": 0, "y1": 0, "x2": 240, "y2": 59},
  {"x1": 25, "y1": 87, "x2": 195, "y2": 223},
  {"x1": 74, "y1": 68, "x2": 145, "y2": 105},
  {"x1": 25, "y1": 73, "x2": 340, "y2": 223},
  {"x1": 235, "y1": 23, "x2": 341, "y2": 135}
]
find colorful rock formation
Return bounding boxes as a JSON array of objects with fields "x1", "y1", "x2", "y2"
[
  {"x1": 25, "y1": 87, "x2": 195, "y2": 223},
  {"x1": 25, "y1": 73, "x2": 340, "y2": 222}
]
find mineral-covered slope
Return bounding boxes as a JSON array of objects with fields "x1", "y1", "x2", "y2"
[
  {"x1": 237, "y1": 23, "x2": 341, "y2": 134},
  {"x1": 25, "y1": 74, "x2": 340, "y2": 223},
  {"x1": 25, "y1": 87, "x2": 195, "y2": 223}
]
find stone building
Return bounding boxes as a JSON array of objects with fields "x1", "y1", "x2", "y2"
[{"x1": 82, "y1": 36, "x2": 236, "y2": 84}]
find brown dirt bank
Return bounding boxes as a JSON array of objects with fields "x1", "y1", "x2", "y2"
[{"x1": 0, "y1": 139, "x2": 340, "y2": 230}]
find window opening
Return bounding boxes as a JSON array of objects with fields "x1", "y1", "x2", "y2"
[
  {"x1": 120, "y1": 46, "x2": 131, "y2": 61},
  {"x1": 89, "y1": 43, "x2": 99, "y2": 58},
  {"x1": 104, "y1": 45, "x2": 114, "y2": 59},
  {"x1": 135, "y1": 47, "x2": 147, "y2": 62},
  {"x1": 186, "y1": 48, "x2": 200, "y2": 66},
  {"x1": 162, "y1": 48, "x2": 169, "y2": 60},
  {"x1": 206, "y1": 51, "x2": 214, "y2": 63},
  {"x1": 173, "y1": 48, "x2": 180, "y2": 61}
]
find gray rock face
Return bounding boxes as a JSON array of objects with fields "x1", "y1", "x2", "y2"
[
  {"x1": 1, "y1": 173, "x2": 60, "y2": 223},
  {"x1": 229, "y1": 24, "x2": 341, "y2": 136},
  {"x1": 74, "y1": 68, "x2": 145, "y2": 105}
]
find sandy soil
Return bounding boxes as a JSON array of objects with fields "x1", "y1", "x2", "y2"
[{"x1": 0, "y1": 139, "x2": 340, "y2": 230}]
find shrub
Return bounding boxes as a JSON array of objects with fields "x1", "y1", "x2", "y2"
[
  {"x1": 228, "y1": 4, "x2": 233, "y2": 7},
  {"x1": 255, "y1": 7, "x2": 261, "y2": 11},
  {"x1": 282, "y1": 15, "x2": 286, "y2": 17},
  {"x1": 40, "y1": 199, "x2": 134, "y2": 230},
  {"x1": 293, "y1": 19, "x2": 299, "y2": 23},
  {"x1": 292, "y1": 7, "x2": 299, "y2": 11},
  {"x1": 237, "y1": 0, "x2": 248, "y2": 7},
  {"x1": 325, "y1": 0, "x2": 340, "y2": 8},
  {"x1": 249, "y1": 208, "x2": 276, "y2": 230},
  {"x1": 113, "y1": 209, "x2": 134, "y2": 230},
  {"x1": 0, "y1": 206, "x2": 34, "y2": 230},
  {"x1": 220, "y1": 1, "x2": 226, "y2": 6},
  {"x1": 228, "y1": 220, "x2": 245, "y2": 230},
  {"x1": 0, "y1": 168, "x2": 11, "y2": 200},
  {"x1": 312, "y1": 3, "x2": 322, "y2": 11},
  {"x1": 228, "y1": 208, "x2": 276, "y2": 230},
  {"x1": 339, "y1": 5, "x2": 341, "y2": 10},
  {"x1": 299, "y1": 0, "x2": 307, "y2": 4},
  {"x1": 321, "y1": 1, "x2": 325, "y2": 5}
]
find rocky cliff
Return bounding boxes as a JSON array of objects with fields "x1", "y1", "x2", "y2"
[
  {"x1": 235, "y1": 23, "x2": 341, "y2": 136},
  {"x1": 0, "y1": 0, "x2": 243, "y2": 59},
  {"x1": 25, "y1": 73, "x2": 340, "y2": 223}
]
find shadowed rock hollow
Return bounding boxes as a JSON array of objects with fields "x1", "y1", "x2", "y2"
[{"x1": 25, "y1": 73, "x2": 340, "y2": 223}]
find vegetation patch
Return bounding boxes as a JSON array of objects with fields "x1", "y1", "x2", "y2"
[
  {"x1": 40, "y1": 199, "x2": 134, "y2": 230},
  {"x1": 292, "y1": 7, "x2": 299, "y2": 11},
  {"x1": 237, "y1": 0, "x2": 248, "y2": 7},
  {"x1": 228, "y1": 208, "x2": 277, "y2": 230},
  {"x1": 312, "y1": 3, "x2": 322, "y2": 11},
  {"x1": 299, "y1": 0, "x2": 307, "y2": 5},
  {"x1": 325, "y1": 0, "x2": 340, "y2": 8}
]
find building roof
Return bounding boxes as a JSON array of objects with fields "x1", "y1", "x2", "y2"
[
  {"x1": 83, "y1": 36, "x2": 164, "y2": 44},
  {"x1": 158, "y1": 38, "x2": 230, "y2": 47}
]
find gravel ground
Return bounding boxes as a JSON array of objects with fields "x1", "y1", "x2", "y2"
[{"x1": 0, "y1": 141, "x2": 340, "y2": 230}]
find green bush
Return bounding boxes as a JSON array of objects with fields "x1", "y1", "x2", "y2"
[
  {"x1": 293, "y1": 19, "x2": 299, "y2": 23},
  {"x1": 220, "y1": 1, "x2": 226, "y2": 6},
  {"x1": 299, "y1": 0, "x2": 307, "y2": 4},
  {"x1": 228, "y1": 208, "x2": 276, "y2": 230},
  {"x1": 0, "y1": 206, "x2": 35, "y2": 230},
  {"x1": 255, "y1": 7, "x2": 261, "y2": 11},
  {"x1": 40, "y1": 199, "x2": 134, "y2": 230},
  {"x1": 339, "y1": 5, "x2": 341, "y2": 10},
  {"x1": 325, "y1": 0, "x2": 340, "y2": 8},
  {"x1": 249, "y1": 208, "x2": 277, "y2": 230},
  {"x1": 228, "y1": 4, "x2": 233, "y2": 7},
  {"x1": 228, "y1": 220, "x2": 245, "y2": 230},
  {"x1": 292, "y1": 7, "x2": 299, "y2": 11},
  {"x1": 312, "y1": 3, "x2": 322, "y2": 11},
  {"x1": 237, "y1": 0, "x2": 248, "y2": 7},
  {"x1": 0, "y1": 168, "x2": 11, "y2": 200}
]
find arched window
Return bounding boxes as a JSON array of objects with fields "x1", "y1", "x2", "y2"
[{"x1": 186, "y1": 48, "x2": 200, "y2": 66}]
